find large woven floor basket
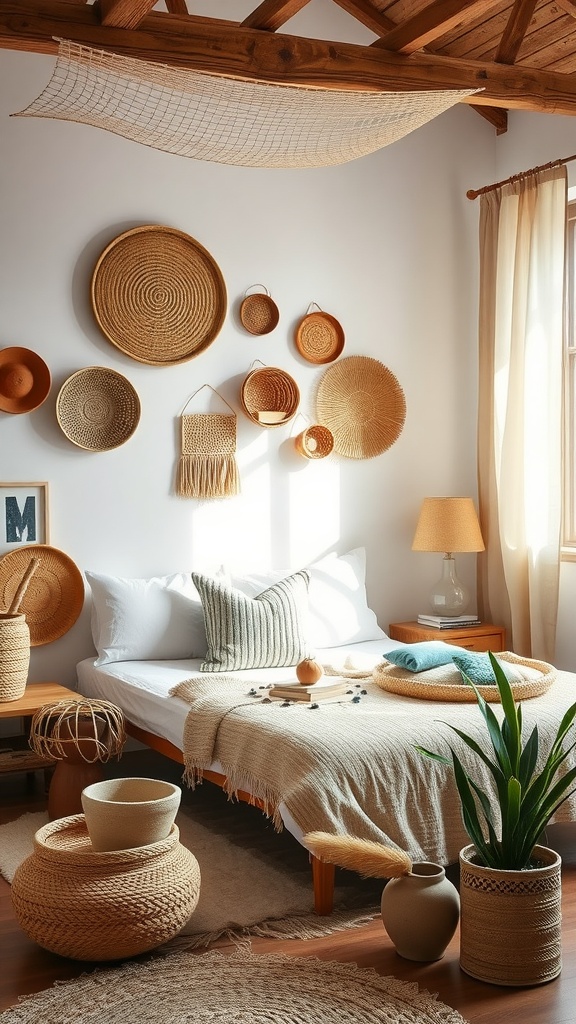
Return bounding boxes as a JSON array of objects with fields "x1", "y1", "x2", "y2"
[
  {"x1": 459, "y1": 844, "x2": 562, "y2": 986},
  {"x1": 11, "y1": 815, "x2": 201, "y2": 960}
]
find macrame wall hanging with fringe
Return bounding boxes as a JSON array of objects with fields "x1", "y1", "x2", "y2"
[
  {"x1": 12, "y1": 39, "x2": 478, "y2": 169},
  {"x1": 176, "y1": 386, "x2": 240, "y2": 500}
]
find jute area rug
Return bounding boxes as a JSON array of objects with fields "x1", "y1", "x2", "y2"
[
  {"x1": 0, "y1": 946, "x2": 470, "y2": 1024},
  {"x1": 0, "y1": 783, "x2": 382, "y2": 947}
]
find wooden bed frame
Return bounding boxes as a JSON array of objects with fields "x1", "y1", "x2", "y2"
[{"x1": 125, "y1": 720, "x2": 336, "y2": 915}]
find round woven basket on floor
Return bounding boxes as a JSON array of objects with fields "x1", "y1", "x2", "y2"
[
  {"x1": 11, "y1": 815, "x2": 201, "y2": 961},
  {"x1": 0, "y1": 613, "x2": 30, "y2": 701},
  {"x1": 0, "y1": 545, "x2": 84, "y2": 646},
  {"x1": 294, "y1": 424, "x2": 334, "y2": 459},
  {"x1": 92, "y1": 225, "x2": 227, "y2": 365},
  {"x1": 57, "y1": 366, "x2": 141, "y2": 451},
  {"x1": 316, "y1": 355, "x2": 406, "y2": 459},
  {"x1": 239, "y1": 285, "x2": 280, "y2": 335},
  {"x1": 240, "y1": 365, "x2": 300, "y2": 426}
]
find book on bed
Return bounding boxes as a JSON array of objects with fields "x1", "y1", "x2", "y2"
[{"x1": 268, "y1": 679, "x2": 351, "y2": 702}]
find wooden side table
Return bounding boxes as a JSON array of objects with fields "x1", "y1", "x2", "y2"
[
  {"x1": 0, "y1": 682, "x2": 79, "y2": 792},
  {"x1": 388, "y1": 621, "x2": 506, "y2": 652}
]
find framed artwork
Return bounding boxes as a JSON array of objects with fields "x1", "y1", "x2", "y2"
[{"x1": 0, "y1": 482, "x2": 49, "y2": 554}]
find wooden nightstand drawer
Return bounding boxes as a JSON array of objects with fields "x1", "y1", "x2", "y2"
[{"x1": 388, "y1": 621, "x2": 506, "y2": 651}]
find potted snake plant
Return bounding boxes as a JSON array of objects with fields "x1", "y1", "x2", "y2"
[{"x1": 417, "y1": 651, "x2": 576, "y2": 987}]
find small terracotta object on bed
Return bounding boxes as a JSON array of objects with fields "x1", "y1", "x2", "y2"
[{"x1": 296, "y1": 657, "x2": 324, "y2": 685}]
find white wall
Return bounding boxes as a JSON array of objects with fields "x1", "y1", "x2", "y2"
[{"x1": 0, "y1": 39, "x2": 495, "y2": 688}]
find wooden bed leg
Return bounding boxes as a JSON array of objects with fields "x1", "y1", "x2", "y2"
[{"x1": 311, "y1": 854, "x2": 335, "y2": 915}]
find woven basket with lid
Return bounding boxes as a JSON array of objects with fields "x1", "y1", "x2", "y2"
[{"x1": 11, "y1": 815, "x2": 201, "y2": 961}]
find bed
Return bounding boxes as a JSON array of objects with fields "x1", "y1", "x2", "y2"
[{"x1": 76, "y1": 551, "x2": 576, "y2": 915}]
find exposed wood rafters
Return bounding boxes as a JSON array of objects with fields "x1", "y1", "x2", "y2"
[{"x1": 0, "y1": 0, "x2": 575, "y2": 135}]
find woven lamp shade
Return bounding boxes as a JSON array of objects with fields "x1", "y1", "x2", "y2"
[{"x1": 412, "y1": 497, "x2": 485, "y2": 553}]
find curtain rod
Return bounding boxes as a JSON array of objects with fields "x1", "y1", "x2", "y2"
[{"x1": 466, "y1": 153, "x2": 576, "y2": 200}]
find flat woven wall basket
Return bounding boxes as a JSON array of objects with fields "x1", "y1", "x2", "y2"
[
  {"x1": 91, "y1": 225, "x2": 227, "y2": 365},
  {"x1": 239, "y1": 286, "x2": 279, "y2": 336},
  {"x1": 56, "y1": 366, "x2": 140, "y2": 451},
  {"x1": 316, "y1": 355, "x2": 406, "y2": 459},
  {"x1": 241, "y1": 365, "x2": 300, "y2": 426}
]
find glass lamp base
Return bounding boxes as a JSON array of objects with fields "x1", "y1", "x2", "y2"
[{"x1": 429, "y1": 557, "x2": 469, "y2": 617}]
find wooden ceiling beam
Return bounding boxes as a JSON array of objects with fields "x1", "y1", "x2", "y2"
[
  {"x1": 494, "y1": 0, "x2": 539, "y2": 63},
  {"x1": 165, "y1": 0, "x2": 188, "y2": 15},
  {"x1": 555, "y1": 0, "x2": 576, "y2": 21},
  {"x1": 330, "y1": 0, "x2": 396, "y2": 35},
  {"x1": 96, "y1": 0, "x2": 156, "y2": 30},
  {"x1": 241, "y1": 1, "x2": 313, "y2": 31},
  {"x1": 470, "y1": 102, "x2": 508, "y2": 131},
  {"x1": 2, "y1": 2, "x2": 576, "y2": 115},
  {"x1": 373, "y1": 0, "x2": 503, "y2": 55}
]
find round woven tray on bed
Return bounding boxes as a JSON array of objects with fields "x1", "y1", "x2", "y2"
[
  {"x1": 91, "y1": 225, "x2": 227, "y2": 366},
  {"x1": 240, "y1": 364, "x2": 300, "y2": 426},
  {"x1": 373, "y1": 652, "x2": 557, "y2": 702},
  {"x1": 0, "y1": 545, "x2": 84, "y2": 646},
  {"x1": 56, "y1": 366, "x2": 141, "y2": 451}
]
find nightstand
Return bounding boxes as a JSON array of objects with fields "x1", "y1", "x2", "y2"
[{"x1": 388, "y1": 621, "x2": 506, "y2": 652}]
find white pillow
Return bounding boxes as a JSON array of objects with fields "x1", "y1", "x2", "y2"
[
  {"x1": 228, "y1": 548, "x2": 386, "y2": 649},
  {"x1": 86, "y1": 571, "x2": 208, "y2": 666}
]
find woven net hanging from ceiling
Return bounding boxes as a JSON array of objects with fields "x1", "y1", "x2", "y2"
[{"x1": 13, "y1": 39, "x2": 477, "y2": 169}]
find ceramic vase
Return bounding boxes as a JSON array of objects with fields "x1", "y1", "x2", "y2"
[
  {"x1": 81, "y1": 776, "x2": 181, "y2": 851},
  {"x1": 381, "y1": 861, "x2": 460, "y2": 961},
  {"x1": 0, "y1": 613, "x2": 30, "y2": 702},
  {"x1": 459, "y1": 844, "x2": 562, "y2": 986}
]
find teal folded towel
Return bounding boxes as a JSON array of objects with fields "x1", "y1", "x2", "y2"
[{"x1": 385, "y1": 641, "x2": 469, "y2": 673}]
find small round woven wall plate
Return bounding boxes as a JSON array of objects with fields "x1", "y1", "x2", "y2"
[
  {"x1": 295, "y1": 305, "x2": 345, "y2": 364},
  {"x1": 316, "y1": 355, "x2": 406, "y2": 459},
  {"x1": 240, "y1": 366, "x2": 300, "y2": 426},
  {"x1": 373, "y1": 652, "x2": 557, "y2": 703},
  {"x1": 56, "y1": 367, "x2": 141, "y2": 451},
  {"x1": 0, "y1": 545, "x2": 85, "y2": 646},
  {"x1": 239, "y1": 286, "x2": 280, "y2": 336},
  {"x1": 91, "y1": 225, "x2": 227, "y2": 366}
]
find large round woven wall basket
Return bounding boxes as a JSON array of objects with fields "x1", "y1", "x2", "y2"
[
  {"x1": 92, "y1": 225, "x2": 227, "y2": 365},
  {"x1": 0, "y1": 545, "x2": 84, "y2": 646},
  {"x1": 57, "y1": 367, "x2": 141, "y2": 451},
  {"x1": 316, "y1": 355, "x2": 406, "y2": 459},
  {"x1": 241, "y1": 365, "x2": 300, "y2": 426}
]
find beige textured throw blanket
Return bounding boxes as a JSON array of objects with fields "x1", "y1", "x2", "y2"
[{"x1": 170, "y1": 669, "x2": 576, "y2": 865}]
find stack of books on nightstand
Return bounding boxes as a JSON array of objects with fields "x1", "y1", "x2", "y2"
[{"x1": 417, "y1": 613, "x2": 481, "y2": 629}]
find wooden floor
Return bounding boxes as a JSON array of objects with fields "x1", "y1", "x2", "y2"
[{"x1": 1, "y1": 751, "x2": 576, "y2": 1022}]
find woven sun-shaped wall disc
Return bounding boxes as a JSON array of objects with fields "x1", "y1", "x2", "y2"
[
  {"x1": 56, "y1": 367, "x2": 141, "y2": 451},
  {"x1": 316, "y1": 355, "x2": 406, "y2": 459},
  {"x1": 0, "y1": 545, "x2": 85, "y2": 646},
  {"x1": 91, "y1": 225, "x2": 227, "y2": 365}
]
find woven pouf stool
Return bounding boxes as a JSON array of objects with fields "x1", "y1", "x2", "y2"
[{"x1": 11, "y1": 815, "x2": 201, "y2": 960}]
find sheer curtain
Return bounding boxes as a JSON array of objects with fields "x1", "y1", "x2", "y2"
[{"x1": 477, "y1": 165, "x2": 567, "y2": 661}]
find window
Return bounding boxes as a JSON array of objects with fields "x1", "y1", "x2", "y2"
[{"x1": 564, "y1": 200, "x2": 576, "y2": 556}]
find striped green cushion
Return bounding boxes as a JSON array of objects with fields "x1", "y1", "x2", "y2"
[{"x1": 192, "y1": 570, "x2": 313, "y2": 672}]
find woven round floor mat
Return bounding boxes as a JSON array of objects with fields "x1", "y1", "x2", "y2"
[
  {"x1": 0, "y1": 545, "x2": 84, "y2": 646},
  {"x1": 92, "y1": 225, "x2": 227, "y2": 365},
  {"x1": 316, "y1": 355, "x2": 406, "y2": 459},
  {"x1": 57, "y1": 367, "x2": 140, "y2": 451},
  {"x1": 0, "y1": 947, "x2": 469, "y2": 1024}
]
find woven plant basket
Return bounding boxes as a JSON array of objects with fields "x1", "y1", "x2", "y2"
[
  {"x1": 11, "y1": 815, "x2": 201, "y2": 961},
  {"x1": 0, "y1": 613, "x2": 30, "y2": 701},
  {"x1": 239, "y1": 285, "x2": 280, "y2": 335},
  {"x1": 294, "y1": 424, "x2": 334, "y2": 459},
  {"x1": 459, "y1": 844, "x2": 562, "y2": 986},
  {"x1": 240, "y1": 364, "x2": 300, "y2": 426}
]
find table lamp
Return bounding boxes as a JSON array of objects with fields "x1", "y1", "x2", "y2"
[{"x1": 412, "y1": 497, "x2": 485, "y2": 616}]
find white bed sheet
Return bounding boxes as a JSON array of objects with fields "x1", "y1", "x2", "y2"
[{"x1": 76, "y1": 639, "x2": 398, "y2": 844}]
